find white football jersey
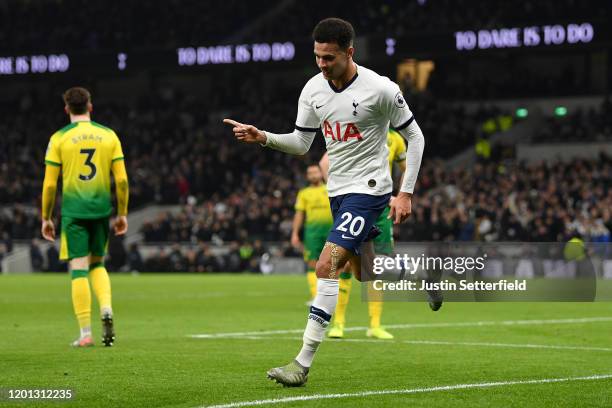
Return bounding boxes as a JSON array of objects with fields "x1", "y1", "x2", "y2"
[{"x1": 295, "y1": 64, "x2": 414, "y2": 197}]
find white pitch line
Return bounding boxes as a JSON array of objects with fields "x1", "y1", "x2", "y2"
[
  {"x1": 198, "y1": 374, "x2": 612, "y2": 408},
  {"x1": 197, "y1": 335, "x2": 612, "y2": 353},
  {"x1": 332, "y1": 338, "x2": 612, "y2": 352},
  {"x1": 188, "y1": 316, "x2": 612, "y2": 339}
]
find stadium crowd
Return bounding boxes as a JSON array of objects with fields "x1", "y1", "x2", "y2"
[
  {"x1": 535, "y1": 96, "x2": 612, "y2": 143},
  {"x1": 0, "y1": 76, "x2": 508, "y2": 213},
  {"x1": 2, "y1": 0, "x2": 611, "y2": 272},
  {"x1": 16, "y1": 147, "x2": 611, "y2": 273},
  {"x1": 2, "y1": 86, "x2": 611, "y2": 256},
  {"x1": 139, "y1": 154, "x2": 612, "y2": 245},
  {"x1": 137, "y1": 240, "x2": 273, "y2": 273}
]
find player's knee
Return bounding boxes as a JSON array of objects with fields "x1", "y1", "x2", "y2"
[
  {"x1": 70, "y1": 256, "x2": 89, "y2": 271},
  {"x1": 315, "y1": 258, "x2": 333, "y2": 279}
]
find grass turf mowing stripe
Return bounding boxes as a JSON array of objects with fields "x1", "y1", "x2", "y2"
[
  {"x1": 195, "y1": 335, "x2": 612, "y2": 352},
  {"x1": 188, "y1": 316, "x2": 612, "y2": 338},
  {"x1": 199, "y1": 374, "x2": 612, "y2": 408}
]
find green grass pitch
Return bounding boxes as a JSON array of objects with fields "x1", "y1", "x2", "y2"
[{"x1": 1, "y1": 274, "x2": 611, "y2": 407}]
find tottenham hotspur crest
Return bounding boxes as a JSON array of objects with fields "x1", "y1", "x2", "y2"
[{"x1": 352, "y1": 100, "x2": 359, "y2": 116}]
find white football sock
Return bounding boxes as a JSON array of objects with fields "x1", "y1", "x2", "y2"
[
  {"x1": 295, "y1": 278, "x2": 339, "y2": 368},
  {"x1": 80, "y1": 326, "x2": 92, "y2": 338},
  {"x1": 101, "y1": 307, "x2": 113, "y2": 317}
]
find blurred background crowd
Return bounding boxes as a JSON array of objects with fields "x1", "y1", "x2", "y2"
[{"x1": 1, "y1": 0, "x2": 611, "y2": 272}]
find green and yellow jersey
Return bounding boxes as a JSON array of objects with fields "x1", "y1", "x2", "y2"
[
  {"x1": 295, "y1": 184, "x2": 333, "y2": 233},
  {"x1": 387, "y1": 129, "x2": 407, "y2": 175},
  {"x1": 373, "y1": 130, "x2": 407, "y2": 255},
  {"x1": 44, "y1": 121, "x2": 124, "y2": 219},
  {"x1": 295, "y1": 184, "x2": 333, "y2": 261}
]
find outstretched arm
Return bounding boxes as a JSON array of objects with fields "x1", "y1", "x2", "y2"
[
  {"x1": 224, "y1": 82, "x2": 320, "y2": 155},
  {"x1": 223, "y1": 118, "x2": 316, "y2": 155}
]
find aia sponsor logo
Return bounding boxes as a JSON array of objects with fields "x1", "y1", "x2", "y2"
[{"x1": 322, "y1": 121, "x2": 363, "y2": 142}]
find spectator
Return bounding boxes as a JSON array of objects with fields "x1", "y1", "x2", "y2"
[
  {"x1": 127, "y1": 243, "x2": 144, "y2": 272},
  {"x1": 29, "y1": 239, "x2": 44, "y2": 271}
]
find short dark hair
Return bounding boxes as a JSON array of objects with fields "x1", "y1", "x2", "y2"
[
  {"x1": 63, "y1": 87, "x2": 91, "y2": 115},
  {"x1": 312, "y1": 18, "x2": 355, "y2": 49}
]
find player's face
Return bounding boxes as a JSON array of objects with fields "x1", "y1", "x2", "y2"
[
  {"x1": 306, "y1": 166, "x2": 323, "y2": 184},
  {"x1": 314, "y1": 42, "x2": 353, "y2": 80}
]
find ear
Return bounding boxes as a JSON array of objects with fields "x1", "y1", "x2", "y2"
[
  {"x1": 64, "y1": 105, "x2": 69, "y2": 115},
  {"x1": 87, "y1": 102, "x2": 93, "y2": 113},
  {"x1": 346, "y1": 46, "x2": 355, "y2": 59}
]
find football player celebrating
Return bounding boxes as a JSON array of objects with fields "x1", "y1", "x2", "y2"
[{"x1": 224, "y1": 18, "x2": 425, "y2": 386}]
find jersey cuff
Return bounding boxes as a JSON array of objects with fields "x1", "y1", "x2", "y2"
[
  {"x1": 112, "y1": 157, "x2": 125, "y2": 162},
  {"x1": 295, "y1": 124, "x2": 319, "y2": 133},
  {"x1": 45, "y1": 159, "x2": 61, "y2": 167},
  {"x1": 393, "y1": 116, "x2": 415, "y2": 131}
]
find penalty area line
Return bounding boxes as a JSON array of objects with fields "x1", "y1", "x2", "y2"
[{"x1": 198, "y1": 374, "x2": 612, "y2": 408}]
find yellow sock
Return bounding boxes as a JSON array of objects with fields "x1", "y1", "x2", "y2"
[
  {"x1": 306, "y1": 271, "x2": 317, "y2": 300},
  {"x1": 367, "y1": 283, "x2": 383, "y2": 328},
  {"x1": 71, "y1": 271, "x2": 91, "y2": 330},
  {"x1": 90, "y1": 263, "x2": 112, "y2": 314},
  {"x1": 333, "y1": 272, "x2": 352, "y2": 325},
  {"x1": 368, "y1": 302, "x2": 383, "y2": 328}
]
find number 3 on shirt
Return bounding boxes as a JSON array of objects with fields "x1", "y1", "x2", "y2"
[
  {"x1": 336, "y1": 212, "x2": 365, "y2": 236},
  {"x1": 79, "y1": 148, "x2": 97, "y2": 181}
]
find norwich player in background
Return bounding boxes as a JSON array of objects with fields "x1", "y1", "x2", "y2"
[
  {"x1": 291, "y1": 165, "x2": 334, "y2": 302},
  {"x1": 41, "y1": 87, "x2": 129, "y2": 347},
  {"x1": 319, "y1": 129, "x2": 407, "y2": 340}
]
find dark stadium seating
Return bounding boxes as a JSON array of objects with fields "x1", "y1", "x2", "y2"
[{"x1": 3, "y1": 0, "x2": 607, "y2": 51}]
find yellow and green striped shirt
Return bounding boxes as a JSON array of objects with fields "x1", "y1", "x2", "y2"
[{"x1": 44, "y1": 121, "x2": 124, "y2": 219}]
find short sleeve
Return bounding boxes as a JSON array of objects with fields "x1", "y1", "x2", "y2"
[
  {"x1": 295, "y1": 83, "x2": 320, "y2": 132},
  {"x1": 112, "y1": 133, "x2": 125, "y2": 162},
  {"x1": 44, "y1": 135, "x2": 61, "y2": 166},
  {"x1": 380, "y1": 80, "x2": 414, "y2": 131},
  {"x1": 295, "y1": 190, "x2": 306, "y2": 211}
]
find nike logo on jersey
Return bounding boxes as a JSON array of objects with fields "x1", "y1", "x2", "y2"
[
  {"x1": 341, "y1": 234, "x2": 356, "y2": 240},
  {"x1": 315, "y1": 104, "x2": 325, "y2": 109}
]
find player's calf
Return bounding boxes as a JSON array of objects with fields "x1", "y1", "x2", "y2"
[{"x1": 315, "y1": 242, "x2": 349, "y2": 279}]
